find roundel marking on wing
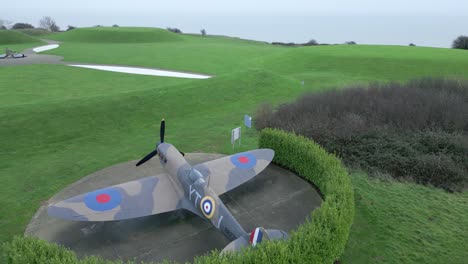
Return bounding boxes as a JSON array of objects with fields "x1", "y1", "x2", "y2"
[
  {"x1": 200, "y1": 196, "x2": 216, "y2": 219},
  {"x1": 84, "y1": 188, "x2": 122, "y2": 212},
  {"x1": 230, "y1": 152, "x2": 257, "y2": 169}
]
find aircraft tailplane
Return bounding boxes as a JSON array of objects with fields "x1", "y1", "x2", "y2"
[{"x1": 220, "y1": 227, "x2": 289, "y2": 254}]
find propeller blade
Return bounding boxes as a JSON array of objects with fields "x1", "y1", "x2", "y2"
[
  {"x1": 136, "y1": 149, "x2": 158, "y2": 166},
  {"x1": 160, "y1": 119, "x2": 165, "y2": 143}
]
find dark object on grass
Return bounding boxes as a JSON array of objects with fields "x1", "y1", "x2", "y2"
[{"x1": 255, "y1": 78, "x2": 468, "y2": 191}]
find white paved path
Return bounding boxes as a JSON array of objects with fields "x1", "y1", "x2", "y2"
[
  {"x1": 33, "y1": 44, "x2": 60, "y2": 53},
  {"x1": 69, "y1": 64, "x2": 211, "y2": 79}
]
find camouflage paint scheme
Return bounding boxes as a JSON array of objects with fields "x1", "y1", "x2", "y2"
[{"x1": 48, "y1": 143, "x2": 286, "y2": 251}]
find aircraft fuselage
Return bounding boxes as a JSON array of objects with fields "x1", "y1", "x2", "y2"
[{"x1": 157, "y1": 143, "x2": 247, "y2": 241}]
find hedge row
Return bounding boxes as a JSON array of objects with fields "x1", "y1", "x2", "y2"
[
  {"x1": 3, "y1": 129, "x2": 354, "y2": 264},
  {"x1": 257, "y1": 128, "x2": 355, "y2": 263}
]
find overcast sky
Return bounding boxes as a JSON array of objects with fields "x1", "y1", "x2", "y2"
[{"x1": 2, "y1": 1, "x2": 467, "y2": 47}]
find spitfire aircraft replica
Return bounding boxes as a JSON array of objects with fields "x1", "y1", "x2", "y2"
[{"x1": 48, "y1": 119, "x2": 288, "y2": 253}]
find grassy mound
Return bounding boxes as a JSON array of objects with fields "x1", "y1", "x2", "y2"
[
  {"x1": 14, "y1": 28, "x2": 53, "y2": 37},
  {"x1": 47, "y1": 27, "x2": 183, "y2": 43},
  {"x1": 0, "y1": 30, "x2": 40, "y2": 45},
  {"x1": 255, "y1": 78, "x2": 468, "y2": 191}
]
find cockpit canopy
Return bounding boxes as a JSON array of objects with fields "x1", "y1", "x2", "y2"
[{"x1": 188, "y1": 169, "x2": 206, "y2": 186}]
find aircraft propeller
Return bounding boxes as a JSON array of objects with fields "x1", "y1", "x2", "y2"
[
  {"x1": 136, "y1": 119, "x2": 184, "y2": 167},
  {"x1": 136, "y1": 119, "x2": 165, "y2": 167}
]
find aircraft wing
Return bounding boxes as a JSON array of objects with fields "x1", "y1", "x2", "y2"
[
  {"x1": 193, "y1": 149, "x2": 274, "y2": 195},
  {"x1": 48, "y1": 173, "x2": 183, "y2": 221}
]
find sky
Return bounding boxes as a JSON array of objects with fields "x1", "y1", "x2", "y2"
[{"x1": 2, "y1": 0, "x2": 467, "y2": 47}]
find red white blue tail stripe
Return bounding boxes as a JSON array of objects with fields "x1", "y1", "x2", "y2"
[{"x1": 249, "y1": 227, "x2": 263, "y2": 246}]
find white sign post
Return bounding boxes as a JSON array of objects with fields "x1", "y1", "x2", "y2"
[
  {"x1": 231, "y1": 127, "x2": 241, "y2": 149},
  {"x1": 244, "y1": 114, "x2": 252, "y2": 128}
]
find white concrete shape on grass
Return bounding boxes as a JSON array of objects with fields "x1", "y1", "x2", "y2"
[
  {"x1": 68, "y1": 64, "x2": 211, "y2": 79},
  {"x1": 33, "y1": 44, "x2": 60, "y2": 53}
]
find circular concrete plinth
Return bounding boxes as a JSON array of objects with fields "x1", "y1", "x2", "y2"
[{"x1": 26, "y1": 153, "x2": 322, "y2": 263}]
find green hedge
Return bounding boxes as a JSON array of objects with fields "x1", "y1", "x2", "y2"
[
  {"x1": 3, "y1": 129, "x2": 354, "y2": 264},
  {"x1": 257, "y1": 128, "x2": 355, "y2": 263}
]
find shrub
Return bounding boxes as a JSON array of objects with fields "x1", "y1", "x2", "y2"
[
  {"x1": 200, "y1": 29, "x2": 206, "y2": 36},
  {"x1": 3, "y1": 131, "x2": 355, "y2": 264},
  {"x1": 11, "y1": 23, "x2": 34, "y2": 29},
  {"x1": 167, "y1": 27, "x2": 182, "y2": 34},
  {"x1": 67, "y1": 25, "x2": 76, "y2": 31},
  {"x1": 452, "y1": 35, "x2": 468, "y2": 50},
  {"x1": 255, "y1": 78, "x2": 468, "y2": 191},
  {"x1": 306, "y1": 39, "x2": 318, "y2": 46},
  {"x1": 2, "y1": 236, "x2": 140, "y2": 264},
  {"x1": 258, "y1": 129, "x2": 355, "y2": 263},
  {"x1": 345, "y1": 41, "x2": 356, "y2": 45},
  {"x1": 409, "y1": 43, "x2": 416, "y2": 46}
]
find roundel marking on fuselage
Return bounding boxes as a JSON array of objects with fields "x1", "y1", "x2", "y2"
[{"x1": 200, "y1": 196, "x2": 216, "y2": 219}]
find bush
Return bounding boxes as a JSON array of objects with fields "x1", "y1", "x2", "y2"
[
  {"x1": 409, "y1": 43, "x2": 416, "y2": 46},
  {"x1": 255, "y1": 78, "x2": 468, "y2": 191},
  {"x1": 67, "y1": 25, "x2": 76, "y2": 31},
  {"x1": 3, "y1": 236, "x2": 81, "y2": 264},
  {"x1": 345, "y1": 41, "x2": 356, "y2": 45},
  {"x1": 2, "y1": 236, "x2": 144, "y2": 264},
  {"x1": 11, "y1": 23, "x2": 34, "y2": 29},
  {"x1": 306, "y1": 39, "x2": 318, "y2": 46},
  {"x1": 167, "y1": 27, "x2": 182, "y2": 34},
  {"x1": 452, "y1": 35, "x2": 468, "y2": 50},
  {"x1": 3, "y1": 131, "x2": 354, "y2": 264},
  {"x1": 200, "y1": 29, "x2": 206, "y2": 36},
  {"x1": 258, "y1": 129, "x2": 355, "y2": 263}
]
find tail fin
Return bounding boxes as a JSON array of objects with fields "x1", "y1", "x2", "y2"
[{"x1": 221, "y1": 227, "x2": 288, "y2": 254}]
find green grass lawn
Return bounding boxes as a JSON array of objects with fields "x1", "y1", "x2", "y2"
[
  {"x1": 1, "y1": 27, "x2": 468, "y2": 263},
  {"x1": 342, "y1": 173, "x2": 468, "y2": 264},
  {"x1": 14, "y1": 28, "x2": 54, "y2": 37},
  {"x1": 0, "y1": 30, "x2": 44, "y2": 52}
]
